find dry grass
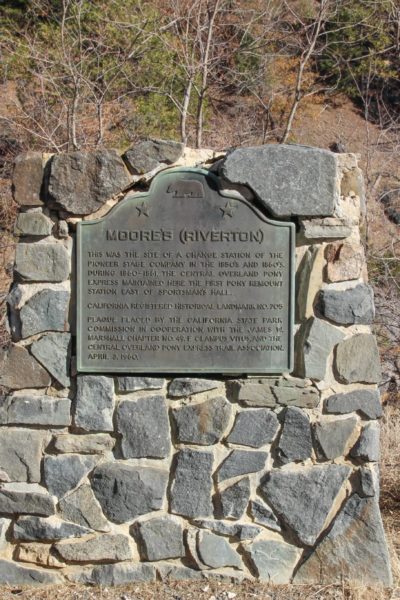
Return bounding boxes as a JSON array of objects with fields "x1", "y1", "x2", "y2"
[
  {"x1": 0, "y1": 177, "x2": 16, "y2": 347},
  {"x1": 0, "y1": 580, "x2": 395, "y2": 600},
  {"x1": 380, "y1": 401, "x2": 400, "y2": 587}
]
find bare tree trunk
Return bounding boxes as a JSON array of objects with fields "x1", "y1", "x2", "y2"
[
  {"x1": 280, "y1": 0, "x2": 327, "y2": 144},
  {"x1": 195, "y1": 0, "x2": 221, "y2": 148},
  {"x1": 181, "y1": 77, "x2": 193, "y2": 145},
  {"x1": 70, "y1": 83, "x2": 80, "y2": 150},
  {"x1": 96, "y1": 101, "x2": 104, "y2": 147}
]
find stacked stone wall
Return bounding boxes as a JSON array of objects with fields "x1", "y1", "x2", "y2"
[{"x1": 0, "y1": 141, "x2": 392, "y2": 586}]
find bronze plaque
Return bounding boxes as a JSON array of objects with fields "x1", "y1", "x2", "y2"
[{"x1": 77, "y1": 168, "x2": 295, "y2": 374}]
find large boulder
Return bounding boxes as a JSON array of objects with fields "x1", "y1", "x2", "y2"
[
  {"x1": 48, "y1": 150, "x2": 130, "y2": 215},
  {"x1": 294, "y1": 494, "x2": 392, "y2": 586},
  {"x1": 221, "y1": 144, "x2": 338, "y2": 217},
  {"x1": 91, "y1": 462, "x2": 168, "y2": 523},
  {"x1": 170, "y1": 449, "x2": 213, "y2": 518},
  {"x1": 0, "y1": 429, "x2": 49, "y2": 482},
  {"x1": 172, "y1": 396, "x2": 231, "y2": 445},
  {"x1": 116, "y1": 396, "x2": 170, "y2": 458},
  {"x1": 226, "y1": 409, "x2": 279, "y2": 447},
  {"x1": 260, "y1": 464, "x2": 351, "y2": 546},
  {"x1": 317, "y1": 284, "x2": 374, "y2": 325},
  {"x1": 14, "y1": 243, "x2": 70, "y2": 282},
  {"x1": 19, "y1": 288, "x2": 70, "y2": 338},
  {"x1": 296, "y1": 317, "x2": 344, "y2": 380},
  {"x1": 335, "y1": 334, "x2": 382, "y2": 384},
  {"x1": 30, "y1": 332, "x2": 71, "y2": 388},
  {"x1": 0, "y1": 344, "x2": 51, "y2": 390},
  {"x1": 12, "y1": 152, "x2": 44, "y2": 207},
  {"x1": 43, "y1": 455, "x2": 98, "y2": 499},
  {"x1": 122, "y1": 139, "x2": 184, "y2": 175},
  {"x1": 277, "y1": 407, "x2": 312, "y2": 464},
  {"x1": 135, "y1": 516, "x2": 184, "y2": 561},
  {"x1": 74, "y1": 375, "x2": 115, "y2": 431}
]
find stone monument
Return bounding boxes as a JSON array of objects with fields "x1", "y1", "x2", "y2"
[{"x1": 0, "y1": 141, "x2": 392, "y2": 586}]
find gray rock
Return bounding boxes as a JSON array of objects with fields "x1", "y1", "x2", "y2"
[
  {"x1": 68, "y1": 562, "x2": 155, "y2": 585},
  {"x1": 59, "y1": 484, "x2": 110, "y2": 532},
  {"x1": 294, "y1": 494, "x2": 392, "y2": 586},
  {"x1": 313, "y1": 417, "x2": 357, "y2": 459},
  {"x1": 54, "y1": 533, "x2": 132, "y2": 563},
  {"x1": 15, "y1": 243, "x2": 70, "y2": 282},
  {"x1": 260, "y1": 464, "x2": 351, "y2": 546},
  {"x1": 58, "y1": 220, "x2": 69, "y2": 238},
  {"x1": 0, "y1": 395, "x2": 71, "y2": 426},
  {"x1": 117, "y1": 396, "x2": 170, "y2": 458},
  {"x1": 91, "y1": 462, "x2": 168, "y2": 523},
  {"x1": 30, "y1": 332, "x2": 71, "y2": 387},
  {"x1": 169, "y1": 378, "x2": 221, "y2": 398},
  {"x1": 13, "y1": 516, "x2": 90, "y2": 541},
  {"x1": 0, "y1": 483, "x2": 55, "y2": 516},
  {"x1": 53, "y1": 433, "x2": 114, "y2": 454},
  {"x1": 325, "y1": 389, "x2": 382, "y2": 419},
  {"x1": 13, "y1": 152, "x2": 44, "y2": 207},
  {"x1": 136, "y1": 516, "x2": 184, "y2": 561},
  {"x1": 243, "y1": 539, "x2": 301, "y2": 583},
  {"x1": 295, "y1": 246, "x2": 321, "y2": 321},
  {"x1": 158, "y1": 563, "x2": 204, "y2": 581},
  {"x1": 272, "y1": 385, "x2": 320, "y2": 408},
  {"x1": 170, "y1": 449, "x2": 213, "y2": 518},
  {"x1": 0, "y1": 558, "x2": 62, "y2": 585},
  {"x1": 300, "y1": 217, "x2": 352, "y2": 240},
  {"x1": 226, "y1": 409, "x2": 279, "y2": 447},
  {"x1": 221, "y1": 144, "x2": 337, "y2": 217},
  {"x1": 197, "y1": 530, "x2": 242, "y2": 569},
  {"x1": 122, "y1": 139, "x2": 184, "y2": 175},
  {"x1": 317, "y1": 284, "x2": 375, "y2": 325},
  {"x1": 44, "y1": 455, "x2": 97, "y2": 499},
  {"x1": 249, "y1": 500, "x2": 281, "y2": 532},
  {"x1": 75, "y1": 375, "x2": 115, "y2": 431},
  {"x1": 0, "y1": 518, "x2": 10, "y2": 551},
  {"x1": 277, "y1": 407, "x2": 312, "y2": 464},
  {"x1": 217, "y1": 450, "x2": 268, "y2": 482},
  {"x1": 116, "y1": 376, "x2": 165, "y2": 392},
  {"x1": 359, "y1": 465, "x2": 379, "y2": 497},
  {"x1": 0, "y1": 428, "x2": 48, "y2": 482},
  {"x1": 0, "y1": 344, "x2": 51, "y2": 390},
  {"x1": 194, "y1": 520, "x2": 261, "y2": 540},
  {"x1": 48, "y1": 150, "x2": 130, "y2": 215},
  {"x1": 350, "y1": 422, "x2": 380, "y2": 462},
  {"x1": 172, "y1": 396, "x2": 231, "y2": 445},
  {"x1": 219, "y1": 477, "x2": 250, "y2": 519},
  {"x1": 15, "y1": 212, "x2": 53, "y2": 237},
  {"x1": 335, "y1": 334, "x2": 382, "y2": 384},
  {"x1": 236, "y1": 380, "x2": 277, "y2": 407},
  {"x1": 297, "y1": 317, "x2": 344, "y2": 380},
  {"x1": 20, "y1": 289, "x2": 70, "y2": 338}
]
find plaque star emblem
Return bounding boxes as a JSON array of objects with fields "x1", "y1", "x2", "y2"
[
  {"x1": 220, "y1": 201, "x2": 236, "y2": 218},
  {"x1": 136, "y1": 202, "x2": 149, "y2": 217}
]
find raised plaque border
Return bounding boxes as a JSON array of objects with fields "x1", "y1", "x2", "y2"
[{"x1": 76, "y1": 168, "x2": 295, "y2": 375}]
